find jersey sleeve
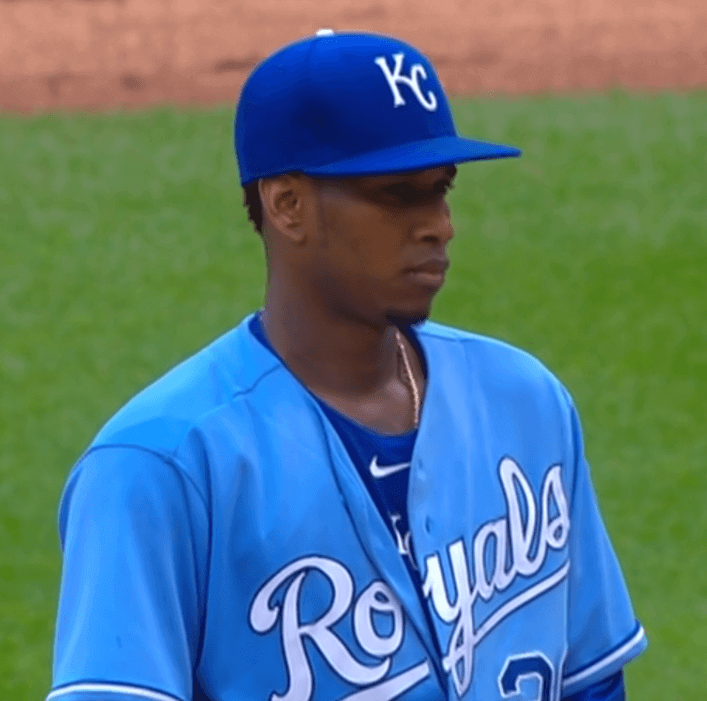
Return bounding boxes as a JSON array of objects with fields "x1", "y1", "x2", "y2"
[
  {"x1": 562, "y1": 398, "x2": 647, "y2": 697},
  {"x1": 562, "y1": 670, "x2": 625, "y2": 701},
  {"x1": 47, "y1": 445, "x2": 210, "y2": 701}
]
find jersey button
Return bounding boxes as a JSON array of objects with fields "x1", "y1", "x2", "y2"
[{"x1": 425, "y1": 516, "x2": 433, "y2": 533}]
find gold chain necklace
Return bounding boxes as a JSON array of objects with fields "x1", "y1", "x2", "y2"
[
  {"x1": 395, "y1": 328, "x2": 420, "y2": 428},
  {"x1": 260, "y1": 310, "x2": 420, "y2": 428}
]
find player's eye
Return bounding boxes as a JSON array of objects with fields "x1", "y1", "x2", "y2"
[
  {"x1": 383, "y1": 183, "x2": 419, "y2": 204},
  {"x1": 382, "y1": 180, "x2": 454, "y2": 205}
]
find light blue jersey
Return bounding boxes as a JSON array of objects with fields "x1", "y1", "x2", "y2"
[{"x1": 48, "y1": 315, "x2": 646, "y2": 701}]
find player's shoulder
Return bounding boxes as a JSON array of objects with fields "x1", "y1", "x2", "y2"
[
  {"x1": 417, "y1": 318, "x2": 541, "y2": 362},
  {"x1": 416, "y1": 319, "x2": 578, "y2": 431},
  {"x1": 88, "y1": 313, "x2": 279, "y2": 456},
  {"x1": 58, "y1": 315, "x2": 279, "y2": 542},
  {"x1": 417, "y1": 319, "x2": 568, "y2": 397}
]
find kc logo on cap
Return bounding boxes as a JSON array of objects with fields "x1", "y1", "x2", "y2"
[{"x1": 374, "y1": 52, "x2": 438, "y2": 112}]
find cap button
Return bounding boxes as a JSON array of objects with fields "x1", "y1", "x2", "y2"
[{"x1": 315, "y1": 28, "x2": 335, "y2": 36}]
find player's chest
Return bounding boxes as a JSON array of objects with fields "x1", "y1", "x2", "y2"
[{"x1": 199, "y1": 426, "x2": 572, "y2": 700}]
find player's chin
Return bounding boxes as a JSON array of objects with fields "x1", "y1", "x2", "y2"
[
  {"x1": 385, "y1": 299, "x2": 434, "y2": 327},
  {"x1": 382, "y1": 280, "x2": 442, "y2": 326}
]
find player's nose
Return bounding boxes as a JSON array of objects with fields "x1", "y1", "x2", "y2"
[{"x1": 414, "y1": 200, "x2": 454, "y2": 244}]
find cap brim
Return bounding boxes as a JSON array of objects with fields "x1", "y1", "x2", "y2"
[{"x1": 302, "y1": 135, "x2": 521, "y2": 178}]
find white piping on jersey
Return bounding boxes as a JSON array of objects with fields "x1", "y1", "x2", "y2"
[
  {"x1": 46, "y1": 682, "x2": 183, "y2": 701},
  {"x1": 562, "y1": 625, "x2": 646, "y2": 689},
  {"x1": 473, "y1": 560, "x2": 570, "y2": 645},
  {"x1": 341, "y1": 660, "x2": 431, "y2": 701}
]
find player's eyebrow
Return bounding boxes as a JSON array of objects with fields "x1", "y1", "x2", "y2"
[
  {"x1": 390, "y1": 166, "x2": 457, "y2": 188},
  {"x1": 420, "y1": 166, "x2": 457, "y2": 191},
  {"x1": 328, "y1": 166, "x2": 457, "y2": 200},
  {"x1": 426, "y1": 166, "x2": 457, "y2": 190}
]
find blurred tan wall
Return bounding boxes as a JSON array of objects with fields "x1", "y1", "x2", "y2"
[{"x1": 1, "y1": 0, "x2": 706, "y2": 112}]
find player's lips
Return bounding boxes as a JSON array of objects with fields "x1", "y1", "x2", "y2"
[{"x1": 404, "y1": 258, "x2": 450, "y2": 288}]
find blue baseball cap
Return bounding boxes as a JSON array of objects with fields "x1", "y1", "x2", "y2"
[{"x1": 235, "y1": 30, "x2": 521, "y2": 187}]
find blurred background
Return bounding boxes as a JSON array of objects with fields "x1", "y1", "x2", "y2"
[
  {"x1": 1, "y1": 1, "x2": 706, "y2": 700},
  {"x1": 2, "y1": 0, "x2": 707, "y2": 111}
]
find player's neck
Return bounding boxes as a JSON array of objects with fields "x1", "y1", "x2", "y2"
[{"x1": 260, "y1": 295, "x2": 419, "y2": 400}]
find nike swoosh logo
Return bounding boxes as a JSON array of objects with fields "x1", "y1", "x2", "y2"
[{"x1": 369, "y1": 456, "x2": 411, "y2": 479}]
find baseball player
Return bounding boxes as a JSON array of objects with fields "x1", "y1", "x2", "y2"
[{"x1": 47, "y1": 31, "x2": 646, "y2": 701}]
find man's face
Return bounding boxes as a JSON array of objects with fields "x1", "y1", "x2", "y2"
[{"x1": 302, "y1": 166, "x2": 456, "y2": 327}]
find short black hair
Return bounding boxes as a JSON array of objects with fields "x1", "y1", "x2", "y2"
[{"x1": 243, "y1": 181, "x2": 263, "y2": 236}]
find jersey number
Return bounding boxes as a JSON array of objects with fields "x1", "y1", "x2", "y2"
[{"x1": 499, "y1": 653, "x2": 557, "y2": 701}]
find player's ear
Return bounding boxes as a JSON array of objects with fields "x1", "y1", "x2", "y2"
[{"x1": 258, "y1": 174, "x2": 309, "y2": 244}]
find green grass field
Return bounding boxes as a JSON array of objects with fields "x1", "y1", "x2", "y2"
[{"x1": 1, "y1": 91, "x2": 705, "y2": 700}]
